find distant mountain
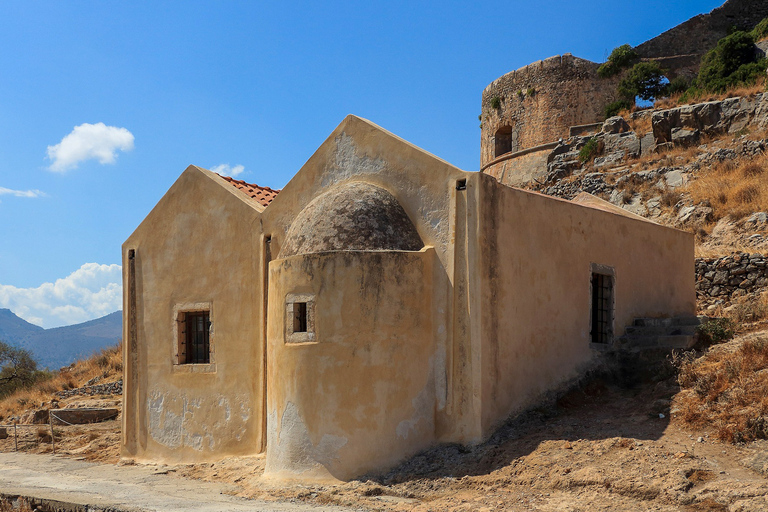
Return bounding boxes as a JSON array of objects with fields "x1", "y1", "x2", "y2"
[
  {"x1": 0, "y1": 310, "x2": 122, "y2": 370},
  {"x1": 0, "y1": 308, "x2": 43, "y2": 342}
]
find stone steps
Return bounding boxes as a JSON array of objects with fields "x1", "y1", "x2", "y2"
[{"x1": 613, "y1": 316, "x2": 704, "y2": 351}]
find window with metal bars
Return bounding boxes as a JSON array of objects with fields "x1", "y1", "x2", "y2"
[
  {"x1": 590, "y1": 273, "x2": 613, "y2": 344},
  {"x1": 179, "y1": 311, "x2": 210, "y2": 364}
]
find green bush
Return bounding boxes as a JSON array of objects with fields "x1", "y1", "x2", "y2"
[
  {"x1": 0, "y1": 340, "x2": 47, "y2": 399},
  {"x1": 598, "y1": 44, "x2": 639, "y2": 78},
  {"x1": 751, "y1": 16, "x2": 768, "y2": 41},
  {"x1": 697, "y1": 318, "x2": 736, "y2": 346},
  {"x1": 618, "y1": 61, "x2": 668, "y2": 101},
  {"x1": 578, "y1": 138, "x2": 600, "y2": 163},
  {"x1": 604, "y1": 99, "x2": 633, "y2": 118},
  {"x1": 696, "y1": 30, "x2": 767, "y2": 92},
  {"x1": 666, "y1": 76, "x2": 690, "y2": 96},
  {"x1": 490, "y1": 96, "x2": 501, "y2": 109}
]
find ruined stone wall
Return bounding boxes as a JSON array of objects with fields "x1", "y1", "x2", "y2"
[
  {"x1": 482, "y1": 144, "x2": 556, "y2": 187},
  {"x1": 480, "y1": 54, "x2": 621, "y2": 169},
  {"x1": 635, "y1": 0, "x2": 768, "y2": 79}
]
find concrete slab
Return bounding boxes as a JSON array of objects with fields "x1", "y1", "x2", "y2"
[{"x1": 0, "y1": 452, "x2": 358, "y2": 512}]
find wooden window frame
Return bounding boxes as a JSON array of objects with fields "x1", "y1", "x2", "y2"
[{"x1": 173, "y1": 302, "x2": 216, "y2": 373}]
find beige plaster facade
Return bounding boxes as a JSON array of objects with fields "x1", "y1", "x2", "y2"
[{"x1": 122, "y1": 115, "x2": 695, "y2": 481}]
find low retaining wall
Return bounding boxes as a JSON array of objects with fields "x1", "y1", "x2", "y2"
[
  {"x1": 55, "y1": 379, "x2": 122, "y2": 399},
  {"x1": 695, "y1": 253, "x2": 768, "y2": 301}
]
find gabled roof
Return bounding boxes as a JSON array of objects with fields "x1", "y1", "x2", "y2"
[{"x1": 217, "y1": 174, "x2": 280, "y2": 207}]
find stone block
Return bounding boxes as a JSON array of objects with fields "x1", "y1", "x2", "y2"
[{"x1": 50, "y1": 408, "x2": 119, "y2": 425}]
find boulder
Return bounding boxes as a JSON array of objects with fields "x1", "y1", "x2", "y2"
[
  {"x1": 671, "y1": 128, "x2": 700, "y2": 146},
  {"x1": 19, "y1": 409, "x2": 49, "y2": 425},
  {"x1": 602, "y1": 116, "x2": 630, "y2": 134},
  {"x1": 602, "y1": 132, "x2": 641, "y2": 159}
]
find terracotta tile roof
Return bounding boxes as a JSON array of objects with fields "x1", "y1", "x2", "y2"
[{"x1": 218, "y1": 174, "x2": 280, "y2": 208}]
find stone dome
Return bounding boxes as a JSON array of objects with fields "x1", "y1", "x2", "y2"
[{"x1": 279, "y1": 182, "x2": 423, "y2": 258}]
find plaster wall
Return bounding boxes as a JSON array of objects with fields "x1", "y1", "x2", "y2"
[
  {"x1": 475, "y1": 175, "x2": 696, "y2": 435},
  {"x1": 265, "y1": 249, "x2": 440, "y2": 481},
  {"x1": 480, "y1": 54, "x2": 621, "y2": 167},
  {"x1": 261, "y1": 116, "x2": 466, "y2": 273},
  {"x1": 261, "y1": 116, "x2": 483, "y2": 444},
  {"x1": 121, "y1": 166, "x2": 266, "y2": 462}
]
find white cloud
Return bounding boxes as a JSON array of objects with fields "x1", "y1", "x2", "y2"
[
  {"x1": 210, "y1": 163, "x2": 245, "y2": 177},
  {"x1": 47, "y1": 123, "x2": 135, "y2": 172},
  {"x1": 0, "y1": 187, "x2": 44, "y2": 198},
  {"x1": 0, "y1": 263, "x2": 122, "y2": 328}
]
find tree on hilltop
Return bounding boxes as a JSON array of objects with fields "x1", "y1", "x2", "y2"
[{"x1": 0, "y1": 340, "x2": 42, "y2": 398}]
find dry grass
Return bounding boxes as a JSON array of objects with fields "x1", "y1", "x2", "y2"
[
  {"x1": 729, "y1": 293, "x2": 768, "y2": 325},
  {"x1": 675, "y1": 333, "x2": 768, "y2": 443},
  {"x1": 0, "y1": 343, "x2": 122, "y2": 422},
  {"x1": 654, "y1": 80, "x2": 766, "y2": 111},
  {"x1": 686, "y1": 154, "x2": 768, "y2": 222},
  {"x1": 627, "y1": 111, "x2": 652, "y2": 135}
]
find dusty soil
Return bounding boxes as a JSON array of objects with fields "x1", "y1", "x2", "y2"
[
  {"x1": 4, "y1": 342, "x2": 768, "y2": 511},
  {"x1": 0, "y1": 396, "x2": 121, "y2": 463},
  {"x1": 161, "y1": 381, "x2": 768, "y2": 511}
]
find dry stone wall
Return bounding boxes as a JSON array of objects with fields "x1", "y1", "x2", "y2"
[
  {"x1": 55, "y1": 379, "x2": 123, "y2": 398},
  {"x1": 480, "y1": 54, "x2": 621, "y2": 168},
  {"x1": 696, "y1": 253, "x2": 768, "y2": 304}
]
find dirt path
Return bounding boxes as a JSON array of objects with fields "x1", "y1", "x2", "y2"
[{"x1": 0, "y1": 452, "x2": 359, "y2": 512}]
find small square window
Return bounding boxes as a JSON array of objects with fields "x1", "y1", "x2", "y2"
[{"x1": 285, "y1": 294, "x2": 315, "y2": 344}]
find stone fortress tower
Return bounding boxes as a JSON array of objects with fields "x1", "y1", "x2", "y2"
[{"x1": 480, "y1": 0, "x2": 768, "y2": 186}]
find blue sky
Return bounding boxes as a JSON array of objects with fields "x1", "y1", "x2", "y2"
[{"x1": 0, "y1": 1, "x2": 722, "y2": 328}]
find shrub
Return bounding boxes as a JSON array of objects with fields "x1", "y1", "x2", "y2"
[
  {"x1": 697, "y1": 318, "x2": 736, "y2": 346},
  {"x1": 0, "y1": 341, "x2": 47, "y2": 399},
  {"x1": 490, "y1": 96, "x2": 501, "y2": 109},
  {"x1": 578, "y1": 138, "x2": 600, "y2": 163},
  {"x1": 666, "y1": 76, "x2": 690, "y2": 96},
  {"x1": 752, "y1": 16, "x2": 768, "y2": 41},
  {"x1": 526, "y1": 87, "x2": 536, "y2": 97},
  {"x1": 604, "y1": 99, "x2": 632, "y2": 118},
  {"x1": 618, "y1": 61, "x2": 668, "y2": 102},
  {"x1": 696, "y1": 30, "x2": 767, "y2": 92},
  {"x1": 597, "y1": 44, "x2": 639, "y2": 78}
]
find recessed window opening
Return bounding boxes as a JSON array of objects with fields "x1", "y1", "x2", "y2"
[
  {"x1": 179, "y1": 310, "x2": 211, "y2": 364},
  {"x1": 494, "y1": 126, "x2": 513, "y2": 157},
  {"x1": 285, "y1": 294, "x2": 316, "y2": 344},
  {"x1": 590, "y1": 272, "x2": 613, "y2": 344},
  {"x1": 293, "y1": 302, "x2": 307, "y2": 333},
  {"x1": 456, "y1": 179, "x2": 467, "y2": 191}
]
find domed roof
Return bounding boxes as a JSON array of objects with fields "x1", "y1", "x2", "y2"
[{"x1": 279, "y1": 182, "x2": 424, "y2": 258}]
